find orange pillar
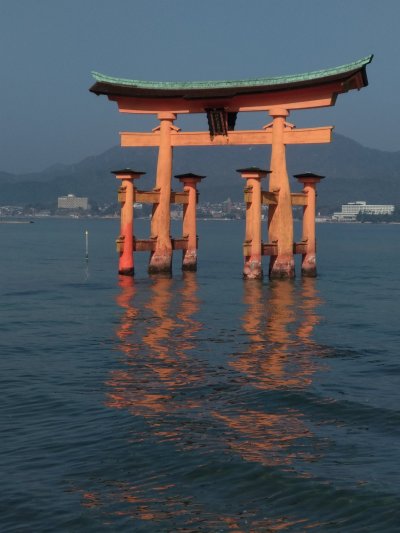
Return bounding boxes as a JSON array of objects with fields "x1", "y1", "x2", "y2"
[
  {"x1": 112, "y1": 169, "x2": 145, "y2": 276},
  {"x1": 294, "y1": 172, "x2": 325, "y2": 277},
  {"x1": 267, "y1": 108, "x2": 295, "y2": 279},
  {"x1": 175, "y1": 173, "x2": 205, "y2": 271},
  {"x1": 237, "y1": 167, "x2": 269, "y2": 280},
  {"x1": 149, "y1": 112, "x2": 177, "y2": 274}
]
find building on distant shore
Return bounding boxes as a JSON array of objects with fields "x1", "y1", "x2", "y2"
[
  {"x1": 58, "y1": 194, "x2": 89, "y2": 210},
  {"x1": 332, "y1": 201, "x2": 394, "y2": 222}
]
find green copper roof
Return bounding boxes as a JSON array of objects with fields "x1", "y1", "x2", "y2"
[{"x1": 92, "y1": 55, "x2": 373, "y2": 92}]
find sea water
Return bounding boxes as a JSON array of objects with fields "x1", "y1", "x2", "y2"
[{"x1": 1, "y1": 219, "x2": 399, "y2": 531}]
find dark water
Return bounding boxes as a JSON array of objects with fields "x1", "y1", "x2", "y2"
[{"x1": 1, "y1": 218, "x2": 399, "y2": 532}]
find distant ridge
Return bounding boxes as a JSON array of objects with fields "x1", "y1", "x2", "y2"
[{"x1": 1, "y1": 133, "x2": 399, "y2": 211}]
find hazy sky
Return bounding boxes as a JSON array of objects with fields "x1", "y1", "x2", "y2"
[{"x1": 1, "y1": 0, "x2": 399, "y2": 173}]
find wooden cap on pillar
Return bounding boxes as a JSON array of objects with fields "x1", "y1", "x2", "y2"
[
  {"x1": 293, "y1": 172, "x2": 325, "y2": 184},
  {"x1": 111, "y1": 168, "x2": 146, "y2": 180},
  {"x1": 174, "y1": 172, "x2": 206, "y2": 184},
  {"x1": 236, "y1": 167, "x2": 271, "y2": 179}
]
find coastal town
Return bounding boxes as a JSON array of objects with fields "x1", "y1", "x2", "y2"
[{"x1": 0, "y1": 194, "x2": 398, "y2": 223}]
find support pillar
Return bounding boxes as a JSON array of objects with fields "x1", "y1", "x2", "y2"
[
  {"x1": 112, "y1": 169, "x2": 145, "y2": 276},
  {"x1": 149, "y1": 112, "x2": 177, "y2": 274},
  {"x1": 267, "y1": 108, "x2": 295, "y2": 279},
  {"x1": 294, "y1": 172, "x2": 325, "y2": 277},
  {"x1": 175, "y1": 173, "x2": 205, "y2": 271},
  {"x1": 237, "y1": 167, "x2": 270, "y2": 279}
]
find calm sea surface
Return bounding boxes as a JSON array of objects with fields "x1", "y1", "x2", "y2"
[{"x1": 1, "y1": 218, "x2": 400, "y2": 532}]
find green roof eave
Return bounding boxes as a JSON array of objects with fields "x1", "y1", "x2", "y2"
[{"x1": 89, "y1": 55, "x2": 373, "y2": 98}]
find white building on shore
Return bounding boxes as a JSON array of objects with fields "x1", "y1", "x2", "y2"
[
  {"x1": 58, "y1": 194, "x2": 89, "y2": 210},
  {"x1": 332, "y1": 201, "x2": 394, "y2": 222}
]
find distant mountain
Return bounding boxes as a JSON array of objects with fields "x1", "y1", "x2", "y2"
[{"x1": 1, "y1": 133, "x2": 400, "y2": 211}]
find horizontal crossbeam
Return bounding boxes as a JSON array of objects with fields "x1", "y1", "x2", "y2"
[
  {"x1": 135, "y1": 190, "x2": 189, "y2": 204},
  {"x1": 120, "y1": 127, "x2": 332, "y2": 148},
  {"x1": 134, "y1": 237, "x2": 189, "y2": 251},
  {"x1": 259, "y1": 242, "x2": 308, "y2": 256},
  {"x1": 116, "y1": 236, "x2": 189, "y2": 253},
  {"x1": 118, "y1": 189, "x2": 189, "y2": 204},
  {"x1": 245, "y1": 191, "x2": 307, "y2": 206},
  {"x1": 290, "y1": 193, "x2": 308, "y2": 206}
]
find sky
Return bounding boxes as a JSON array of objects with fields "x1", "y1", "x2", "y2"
[{"x1": 0, "y1": 0, "x2": 399, "y2": 174}]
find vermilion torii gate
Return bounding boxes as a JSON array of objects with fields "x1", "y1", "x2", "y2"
[{"x1": 90, "y1": 55, "x2": 372, "y2": 278}]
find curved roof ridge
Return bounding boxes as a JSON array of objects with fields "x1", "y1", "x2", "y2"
[{"x1": 91, "y1": 55, "x2": 373, "y2": 90}]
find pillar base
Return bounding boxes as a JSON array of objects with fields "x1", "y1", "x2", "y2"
[
  {"x1": 182, "y1": 263, "x2": 197, "y2": 272},
  {"x1": 148, "y1": 249, "x2": 172, "y2": 274},
  {"x1": 301, "y1": 254, "x2": 317, "y2": 277},
  {"x1": 269, "y1": 255, "x2": 295, "y2": 279},
  {"x1": 182, "y1": 250, "x2": 197, "y2": 271},
  {"x1": 118, "y1": 266, "x2": 134, "y2": 276},
  {"x1": 243, "y1": 258, "x2": 263, "y2": 280}
]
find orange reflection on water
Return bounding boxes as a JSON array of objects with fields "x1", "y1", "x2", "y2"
[
  {"x1": 216, "y1": 279, "x2": 324, "y2": 470},
  {"x1": 115, "y1": 276, "x2": 138, "y2": 346},
  {"x1": 77, "y1": 479, "x2": 325, "y2": 532},
  {"x1": 76, "y1": 481, "x2": 210, "y2": 526},
  {"x1": 141, "y1": 273, "x2": 202, "y2": 386},
  {"x1": 79, "y1": 480, "x2": 190, "y2": 523},
  {"x1": 106, "y1": 273, "x2": 203, "y2": 418},
  {"x1": 296, "y1": 278, "x2": 322, "y2": 346},
  {"x1": 246, "y1": 516, "x2": 323, "y2": 531},
  {"x1": 101, "y1": 274, "x2": 326, "y2": 529},
  {"x1": 229, "y1": 279, "x2": 323, "y2": 390},
  {"x1": 218, "y1": 515, "x2": 323, "y2": 532},
  {"x1": 81, "y1": 491, "x2": 101, "y2": 509},
  {"x1": 213, "y1": 409, "x2": 313, "y2": 469}
]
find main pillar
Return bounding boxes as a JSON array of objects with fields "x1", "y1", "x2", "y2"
[
  {"x1": 112, "y1": 169, "x2": 145, "y2": 276},
  {"x1": 294, "y1": 172, "x2": 324, "y2": 277},
  {"x1": 175, "y1": 173, "x2": 205, "y2": 271},
  {"x1": 267, "y1": 108, "x2": 295, "y2": 279},
  {"x1": 149, "y1": 112, "x2": 177, "y2": 274},
  {"x1": 237, "y1": 167, "x2": 269, "y2": 280}
]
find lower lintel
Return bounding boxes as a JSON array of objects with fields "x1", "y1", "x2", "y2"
[{"x1": 120, "y1": 126, "x2": 332, "y2": 148}]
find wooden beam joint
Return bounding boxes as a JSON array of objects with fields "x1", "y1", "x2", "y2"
[
  {"x1": 261, "y1": 242, "x2": 309, "y2": 256},
  {"x1": 133, "y1": 190, "x2": 189, "y2": 204},
  {"x1": 130, "y1": 236, "x2": 189, "y2": 252}
]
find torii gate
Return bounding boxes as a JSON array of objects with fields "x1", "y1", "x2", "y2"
[{"x1": 90, "y1": 55, "x2": 372, "y2": 279}]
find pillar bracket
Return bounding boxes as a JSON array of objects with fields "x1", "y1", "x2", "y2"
[{"x1": 263, "y1": 120, "x2": 295, "y2": 130}]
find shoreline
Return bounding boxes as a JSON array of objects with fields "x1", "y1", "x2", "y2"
[{"x1": 1, "y1": 216, "x2": 399, "y2": 225}]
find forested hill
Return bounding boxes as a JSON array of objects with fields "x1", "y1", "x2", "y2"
[{"x1": 1, "y1": 133, "x2": 400, "y2": 212}]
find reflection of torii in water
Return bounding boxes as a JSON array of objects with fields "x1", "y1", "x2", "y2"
[
  {"x1": 90, "y1": 56, "x2": 372, "y2": 278},
  {"x1": 108, "y1": 274, "x2": 204, "y2": 417},
  {"x1": 231, "y1": 278, "x2": 324, "y2": 389},
  {"x1": 215, "y1": 279, "x2": 327, "y2": 469},
  {"x1": 100, "y1": 276, "x2": 330, "y2": 528},
  {"x1": 103, "y1": 275, "x2": 218, "y2": 525}
]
